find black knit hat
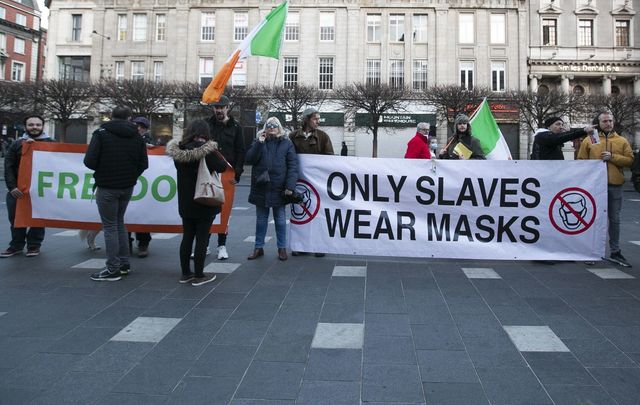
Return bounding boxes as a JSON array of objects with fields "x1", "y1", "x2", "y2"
[{"x1": 544, "y1": 116, "x2": 563, "y2": 128}]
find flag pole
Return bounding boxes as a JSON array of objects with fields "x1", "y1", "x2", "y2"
[{"x1": 262, "y1": 24, "x2": 286, "y2": 133}]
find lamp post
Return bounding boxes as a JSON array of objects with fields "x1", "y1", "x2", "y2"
[{"x1": 92, "y1": 30, "x2": 111, "y2": 79}]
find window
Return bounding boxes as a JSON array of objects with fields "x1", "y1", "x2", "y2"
[
  {"x1": 201, "y1": 12, "x2": 215, "y2": 41},
  {"x1": 131, "y1": 61, "x2": 145, "y2": 80},
  {"x1": 155, "y1": 14, "x2": 166, "y2": 41},
  {"x1": 460, "y1": 61, "x2": 474, "y2": 90},
  {"x1": 459, "y1": 13, "x2": 474, "y2": 43},
  {"x1": 611, "y1": 85, "x2": 620, "y2": 95},
  {"x1": 283, "y1": 57, "x2": 298, "y2": 88},
  {"x1": 153, "y1": 61, "x2": 163, "y2": 81},
  {"x1": 367, "y1": 14, "x2": 381, "y2": 42},
  {"x1": 199, "y1": 57, "x2": 214, "y2": 87},
  {"x1": 71, "y1": 14, "x2": 82, "y2": 41},
  {"x1": 11, "y1": 61, "x2": 25, "y2": 81},
  {"x1": 115, "y1": 61, "x2": 124, "y2": 81},
  {"x1": 490, "y1": 14, "x2": 505, "y2": 44},
  {"x1": 615, "y1": 20, "x2": 630, "y2": 47},
  {"x1": 16, "y1": 14, "x2": 26, "y2": 26},
  {"x1": 33, "y1": 16, "x2": 40, "y2": 30},
  {"x1": 58, "y1": 56, "x2": 90, "y2": 81},
  {"x1": 542, "y1": 19, "x2": 557, "y2": 46},
  {"x1": 578, "y1": 19, "x2": 593, "y2": 46},
  {"x1": 285, "y1": 11, "x2": 299, "y2": 41},
  {"x1": 413, "y1": 59, "x2": 427, "y2": 90},
  {"x1": 117, "y1": 14, "x2": 127, "y2": 41},
  {"x1": 318, "y1": 57, "x2": 334, "y2": 90},
  {"x1": 389, "y1": 60, "x2": 404, "y2": 88},
  {"x1": 133, "y1": 14, "x2": 147, "y2": 42},
  {"x1": 572, "y1": 85, "x2": 584, "y2": 95},
  {"x1": 234, "y1": 12, "x2": 248, "y2": 41},
  {"x1": 0, "y1": 33, "x2": 5, "y2": 50},
  {"x1": 319, "y1": 12, "x2": 335, "y2": 41},
  {"x1": 0, "y1": 8, "x2": 5, "y2": 19},
  {"x1": 413, "y1": 14, "x2": 427, "y2": 42},
  {"x1": 491, "y1": 61, "x2": 506, "y2": 92},
  {"x1": 232, "y1": 60, "x2": 246, "y2": 87},
  {"x1": 366, "y1": 59, "x2": 381, "y2": 86},
  {"x1": 389, "y1": 14, "x2": 405, "y2": 42},
  {"x1": 14, "y1": 38, "x2": 25, "y2": 54}
]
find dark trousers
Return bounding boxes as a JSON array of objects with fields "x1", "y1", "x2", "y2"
[
  {"x1": 128, "y1": 232, "x2": 152, "y2": 247},
  {"x1": 180, "y1": 216, "x2": 215, "y2": 277},
  {"x1": 96, "y1": 187, "x2": 132, "y2": 272},
  {"x1": 6, "y1": 192, "x2": 44, "y2": 249}
]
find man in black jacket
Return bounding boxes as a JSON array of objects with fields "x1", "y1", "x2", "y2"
[
  {"x1": 530, "y1": 116, "x2": 593, "y2": 160},
  {"x1": 206, "y1": 95, "x2": 245, "y2": 260},
  {"x1": 84, "y1": 107, "x2": 148, "y2": 281},
  {"x1": 1, "y1": 115, "x2": 54, "y2": 258}
]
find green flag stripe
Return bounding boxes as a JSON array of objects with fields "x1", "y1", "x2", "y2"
[
  {"x1": 250, "y1": 2, "x2": 288, "y2": 58},
  {"x1": 471, "y1": 99, "x2": 500, "y2": 153}
]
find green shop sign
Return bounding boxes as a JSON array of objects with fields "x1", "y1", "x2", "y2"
[
  {"x1": 355, "y1": 113, "x2": 436, "y2": 127},
  {"x1": 268, "y1": 112, "x2": 345, "y2": 126}
]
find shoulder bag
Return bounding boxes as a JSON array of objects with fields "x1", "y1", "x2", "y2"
[{"x1": 194, "y1": 157, "x2": 225, "y2": 206}]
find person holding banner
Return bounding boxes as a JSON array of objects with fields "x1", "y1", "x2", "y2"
[
  {"x1": 439, "y1": 114, "x2": 485, "y2": 160},
  {"x1": 1, "y1": 115, "x2": 53, "y2": 258},
  {"x1": 84, "y1": 106, "x2": 149, "y2": 281},
  {"x1": 530, "y1": 117, "x2": 593, "y2": 161},
  {"x1": 246, "y1": 117, "x2": 298, "y2": 261},
  {"x1": 577, "y1": 111, "x2": 633, "y2": 267},
  {"x1": 166, "y1": 119, "x2": 228, "y2": 286}
]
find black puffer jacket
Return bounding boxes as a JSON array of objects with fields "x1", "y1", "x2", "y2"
[
  {"x1": 207, "y1": 115, "x2": 245, "y2": 180},
  {"x1": 166, "y1": 139, "x2": 228, "y2": 219},
  {"x1": 440, "y1": 133, "x2": 486, "y2": 160},
  {"x1": 531, "y1": 127, "x2": 586, "y2": 160},
  {"x1": 84, "y1": 120, "x2": 148, "y2": 189},
  {"x1": 4, "y1": 136, "x2": 54, "y2": 190}
]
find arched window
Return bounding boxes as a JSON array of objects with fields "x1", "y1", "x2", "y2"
[
  {"x1": 537, "y1": 84, "x2": 549, "y2": 95},
  {"x1": 611, "y1": 85, "x2": 620, "y2": 95},
  {"x1": 572, "y1": 85, "x2": 584, "y2": 95}
]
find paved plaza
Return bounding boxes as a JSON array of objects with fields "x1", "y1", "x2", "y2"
[{"x1": 1, "y1": 169, "x2": 640, "y2": 404}]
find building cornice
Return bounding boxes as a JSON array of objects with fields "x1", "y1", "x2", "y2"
[{"x1": 96, "y1": 0, "x2": 523, "y2": 8}]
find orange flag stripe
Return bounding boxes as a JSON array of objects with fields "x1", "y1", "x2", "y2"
[{"x1": 201, "y1": 50, "x2": 241, "y2": 104}]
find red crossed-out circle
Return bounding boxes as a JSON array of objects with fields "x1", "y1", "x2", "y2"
[
  {"x1": 289, "y1": 179, "x2": 320, "y2": 225},
  {"x1": 548, "y1": 187, "x2": 597, "y2": 235}
]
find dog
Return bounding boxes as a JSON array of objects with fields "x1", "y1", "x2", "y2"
[{"x1": 79, "y1": 229, "x2": 101, "y2": 251}]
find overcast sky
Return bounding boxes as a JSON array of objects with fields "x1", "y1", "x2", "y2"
[{"x1": 37, "y1": 0, "x2": 49, "y2": 28}]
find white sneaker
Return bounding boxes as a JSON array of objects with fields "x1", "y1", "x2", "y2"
[
  {"x1": 217, "y1": 245, "x2": 228, "y2": 260},
  {"x1": 190, "y1": 246, "x2": 211, "y2": 260}
]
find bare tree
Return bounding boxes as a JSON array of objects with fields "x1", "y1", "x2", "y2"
[
  {"x1": 264, "y1": 84, "x2": 327, "y2": 131},
  {"x1": 39, "y1": 79, "x2": 96, "y2": 142},
  {"x1": 508, "y1": 90, "x2": 585, "y2": 157},
  {"x1": 420, "y1": 84, "x2": 491, "y2": 133},
  {"x1": 585, "y1": 94, "x2": 640, "y2": 140},
  {"x1": 335, "y1": 82, "x2": 409, "y2": 158},
  {"x1": 223, "y1": 85, "x2": 267, "y2": 118},
  {"x1": 97, "y1": 79, "x2": 176, "y2": 117}
]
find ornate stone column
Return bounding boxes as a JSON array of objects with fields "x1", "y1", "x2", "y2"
[
  {"x1": 529, "y1": 74, "x2": 540, "y2": 92},
  {"x1": 602, "y1": 76, "x2": 612, "y2": 95},
  {"x1": 560, "y1": 75, "x2": 572, "y2": 93}
]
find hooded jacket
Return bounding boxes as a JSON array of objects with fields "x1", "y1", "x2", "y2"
[
  {"x1": 246, "y1": 130, "x2": 298, "y2": 207},
  {"x1": 577, "y1": 131, "x2": 633, "y2": 185},
  {"x1": 166, "y1": 139, "x2": 228, "y2": 219},
  {"x1": 531, "y1": 127, "x2": 586, "y2": 160},
  {"x1": 84, "y1": 119, "x2": 149, "y2": 189},
  {"x1": 4, "y1": 133, "x2": 54, "y2": 190},
  {"x1": 207, "y1": 115, "x2": 245, "y2": 180},
  {"x1": 404, "y1": 131, "x2": 431, "y2": 159}
]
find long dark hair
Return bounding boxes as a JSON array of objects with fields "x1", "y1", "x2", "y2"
[{"x1": 180, "y1": 119, "x2": 210, "y2": 147}]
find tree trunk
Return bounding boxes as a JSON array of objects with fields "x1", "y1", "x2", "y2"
[{"x1": 372, "y1": 127, "x2": 378, "y2": 158}]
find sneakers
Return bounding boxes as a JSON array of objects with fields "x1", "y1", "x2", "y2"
[
  {"x1": 119, "y1": 264, "x2": 131, "y2": 276},
  {"x1": 90, "y1": 268, "x2": 122, "y2": 282},
  {"x1": 191, "y1": 246, "x2": 211, "y2": 260},
  {"x1": 25, "y1": 247, "x2": 40, "y2": 257},
  {"x1": 179, "y1": 273, "x2": 195, "y2": 284},
  {"x1": 137, "y1": 245, "x2": 149, "y2": 258},
  {"x1": 217, "y1": 246, "x2": 228, "y2": 260},
  {"x1": 192, "y1": 274, "x2": 217, "y2": 286},
  {"x1": 607, "y1": 251, "x2": 632, "y2": 268},
  {"x1": 0, "y1": 247, "x2": 22, "y2": 258}
]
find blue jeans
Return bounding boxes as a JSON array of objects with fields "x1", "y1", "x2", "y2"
[
  {"x1": 6, "y1": 192, "x2": 45, "y2": 249},
  {"x1": 607, "y1": 185, "x2": 622, "y2": 254},
  {"x1": 96, "y1": 187, "x2": 133, "y2": 271},
  {"x1": 255, "y1": 205, "x2": 286, "y2": 249}
]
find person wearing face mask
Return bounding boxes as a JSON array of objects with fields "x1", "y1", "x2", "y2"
[
  {"x1": 1, "y1": 115, "x2": 54, "y2": 258},
  {"x1": 439, "y1": 114, "x2": 485, "y2": 160},
  {"x1": 530, "y1": 117, "x2": 593, "y2": 160},
  {"x1": 246, "y1": 117, "x2": 298, "y2": 261},
  {"x1": 578, "y1": 111, "x2": 633, "y2": 267}
]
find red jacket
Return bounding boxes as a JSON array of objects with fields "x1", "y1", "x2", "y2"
[{"x1": 404, "y1": 132, "x2": 431, "y2": 159}]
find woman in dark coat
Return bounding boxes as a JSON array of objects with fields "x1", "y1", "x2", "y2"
[
  {"x1": 439, "y1": 114, "x2": 485, "y2": 160},
  {"x1": 166, "y1": 119, "x2": 227, "y2": 286},
  {"x1": 245, "y1": 117, "x2": 298, "y2": 261}
]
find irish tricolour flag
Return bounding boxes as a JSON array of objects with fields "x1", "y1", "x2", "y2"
[
  {"x1": 202, "y1": 1, "x2": 288, "y2": 104},
  {"x1": 469, "y1": 98, "x2": 512, "y2": 160}
]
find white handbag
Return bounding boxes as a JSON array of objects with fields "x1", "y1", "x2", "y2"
[{"x1": 194, "y1": 157, "x2": 225, "y2": 206}]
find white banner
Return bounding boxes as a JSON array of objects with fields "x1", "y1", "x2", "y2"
[{"x1": 289, "y1": 155, "x2": 608, "y2": 260}]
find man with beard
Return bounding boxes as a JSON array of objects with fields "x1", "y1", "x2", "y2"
[
  {"x1": 1, "y1": 115, "x2": 54, "y2": 258},
  {"x1": 84, "y1": 106, "x2": 148, "y2": 281},
  {"x1": 206, "y1": 95, "x2": 245, "y2": 260}
]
